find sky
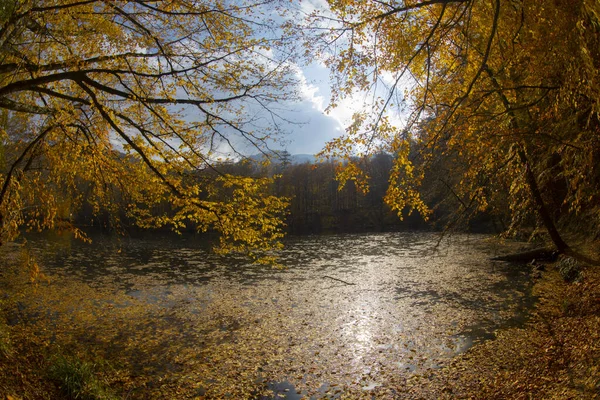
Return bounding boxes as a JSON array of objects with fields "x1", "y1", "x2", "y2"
[
  {"x1": 279, "y1": 62, "x2": 344, "y2": 155},
  {"x1": 249, "y1": 0, "x2": 366, "y2": 156},
  {"x1": 172, "y1": 0, "x2": 410, "y2": 159},
  {"x1": 199, "y1": 53, "x2": 347, "y2": 158},
  {"x1": 259, "y1": 0, "x2": 409, "y2": 157},
  {"x1": 179, "y1": 0, "x2": 351, "y2": 159}
]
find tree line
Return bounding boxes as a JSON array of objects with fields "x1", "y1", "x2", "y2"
[{"x1": 67, "y1": 147, "x2": 508, "y2": 237}]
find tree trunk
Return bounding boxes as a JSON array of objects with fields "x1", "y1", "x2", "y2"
[
  {"x1": 517, "y1": 148, "x2": 571, "y2": 253},
  {"x1": 482, "y1": 66, "x2": 571, "y2": 253}
]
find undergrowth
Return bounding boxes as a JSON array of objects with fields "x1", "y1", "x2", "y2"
[{"x1": 47, "y1": 355, "x2": 117, "y2": 400}]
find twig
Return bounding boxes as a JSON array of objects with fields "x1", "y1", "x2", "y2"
[{"x1": 322, "y1": 275, "x2": 355, "y2": 285}]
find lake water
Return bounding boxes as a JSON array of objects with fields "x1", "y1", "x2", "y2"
[{"x1": 22, "y1": 232, "x2": 534, "y2": 398}]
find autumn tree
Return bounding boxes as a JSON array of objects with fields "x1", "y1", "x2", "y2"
[
  {"x1": 0, "y1": 0, "x2": 299, "y2": 261},
  {"x1": 305, "y1": 0, "x2": 600, "y2": 252}
]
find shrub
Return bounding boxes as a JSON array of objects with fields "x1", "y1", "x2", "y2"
[
  {"x1": 48, "y1": 355, "x2": 117, "y2": 400},
  {"x1": 557, "y1": 256, "x2": 583, "y2": 283}
]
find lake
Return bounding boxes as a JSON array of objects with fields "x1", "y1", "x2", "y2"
[{"x1": 20, "y1": 231, "x2": 534, "y2": 398}]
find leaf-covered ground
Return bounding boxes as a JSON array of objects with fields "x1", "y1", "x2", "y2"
[{"x1": 0, "y1": 236, "x2": 598, "y2": 399}]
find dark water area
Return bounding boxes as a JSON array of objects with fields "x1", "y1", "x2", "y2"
[{"x1": 21, "y1": 231, "x2": 535, "y2": 398}]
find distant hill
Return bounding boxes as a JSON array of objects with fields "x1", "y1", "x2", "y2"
[
  {"x1": 289, "y1": 154, "x2": 316, "y2": 164},
  {"x1": 249, "y1": 153, "x2": 316, "y2": 164}
]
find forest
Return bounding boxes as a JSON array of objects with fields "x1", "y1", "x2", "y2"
[
  {"x1": 1, "y1": 0, "x2": 600, "y2": 399},
  {"x1": 71, "y1": 150, "x2": 501, "y2": 236}
]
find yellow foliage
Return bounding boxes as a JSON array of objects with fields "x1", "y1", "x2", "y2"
[
  {"x1": 0, "y1": 0, "x2": 295, "y2": 258},
  {"x1": 306, "y1": 0, "x2": 600, "y2": 234}
]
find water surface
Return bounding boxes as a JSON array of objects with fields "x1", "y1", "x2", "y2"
[{"x1": 24, "y1": 232, "x2": 534, "y2": 398}]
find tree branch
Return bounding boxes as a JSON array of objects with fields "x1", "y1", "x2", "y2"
[{"x1": 365, "y1": 0, "x2": 469, "y2": 24}]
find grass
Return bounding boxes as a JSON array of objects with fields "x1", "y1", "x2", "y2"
[{"x1": 47, "y1": 355, "x2": 118, "y2": 400}]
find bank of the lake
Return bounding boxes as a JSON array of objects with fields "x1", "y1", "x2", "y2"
[
  {"x1": 407, "y1": 250, "x2": 600, "y2": 399},
  {"x1": 0, "y1": 233, "x2": 598, "y2": 399}
]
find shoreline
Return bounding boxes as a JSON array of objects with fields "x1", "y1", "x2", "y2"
[{"x1": 403, "y1": 249, "x2": 600, "y2": 399}]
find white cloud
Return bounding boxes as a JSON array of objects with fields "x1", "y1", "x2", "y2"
[
  {"x1": 293, "y1": 64, "x2": 326, "y2": 112},
  {"x1": 289, "y1": 60, "x2": 366, "y2": 133},
  {"x1": 298, "y1": 0, "x2": 332, "y2": 17}
]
